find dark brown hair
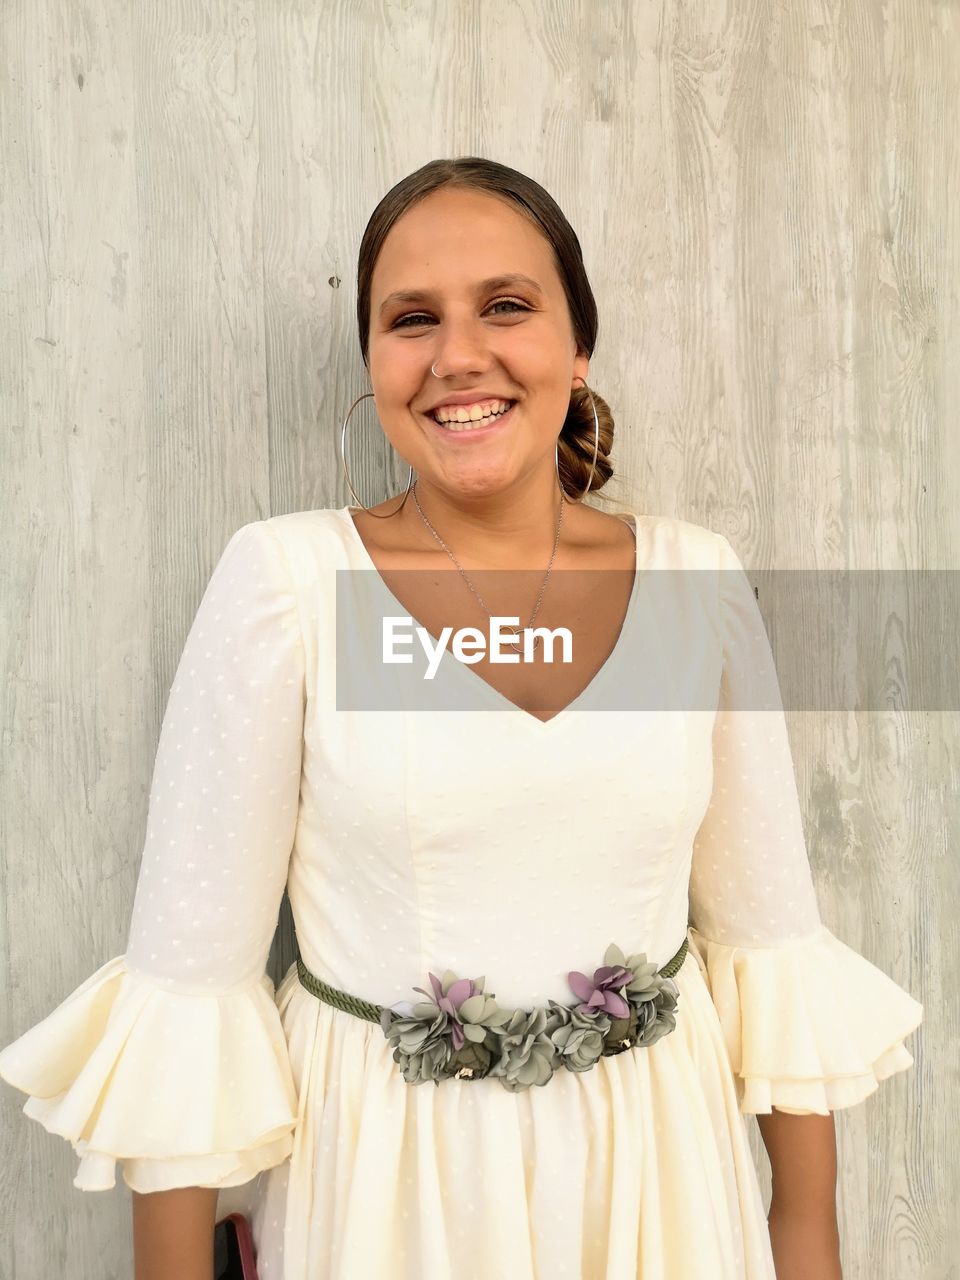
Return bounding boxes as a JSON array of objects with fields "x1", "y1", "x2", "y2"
[{"x1": 356, "y1": 157, "x2": 616, "y2": 500}]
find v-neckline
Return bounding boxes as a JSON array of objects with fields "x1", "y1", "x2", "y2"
[{"x1": 336, "y1": 504, "x2": 641, "y2": 731}]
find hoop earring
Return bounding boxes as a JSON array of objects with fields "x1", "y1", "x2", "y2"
[
  {"x1": 556, "y1": 376, "x2": 600, "y2": 503},
  {"x1": 339, "y1": 391, "x2": 414, "y2": 517}
]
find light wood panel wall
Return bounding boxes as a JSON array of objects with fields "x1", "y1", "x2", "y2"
[{"x1": 1, "y1": 2, "x2": 955, "y2": 1276}]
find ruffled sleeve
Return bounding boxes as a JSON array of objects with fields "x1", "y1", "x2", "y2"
[
  {"x1": 686, "y1": 532, "x2": 923, "y2": 1116},
  {"x1": 0, "y1": 521, "x2": 306, "y2": 1191}
]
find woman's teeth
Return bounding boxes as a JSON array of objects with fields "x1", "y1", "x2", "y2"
[{"x1": 432, "y1": 401, "x2": 515, "y2": 431}]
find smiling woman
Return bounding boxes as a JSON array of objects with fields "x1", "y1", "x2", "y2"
[
  {"x1": 0, "y1": 158, "x2": 921, "y2": 1280},
  {"x1": 353, "y1": 159, "x2": 624, "y2": 540}
]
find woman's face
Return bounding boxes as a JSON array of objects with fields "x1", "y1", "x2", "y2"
[{"x1": 366, "y1": 187, "x2": 589, "y2": 503}]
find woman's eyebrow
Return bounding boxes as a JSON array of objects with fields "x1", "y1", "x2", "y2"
[{"x1": 378, "y1": 273, "x2": 544, "y2": 314}]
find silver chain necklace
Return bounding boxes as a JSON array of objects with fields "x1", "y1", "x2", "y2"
[{"x1": 411, "y1": 479, "x2": 564, "y2": 653}]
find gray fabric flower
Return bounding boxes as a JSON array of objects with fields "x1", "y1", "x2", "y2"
[
  {"x1": 381, "y1": 970, "x2": 513, "y2": 1085},
  {"x1": 487, "y1": 1005, "x2": 560, "y2": 1092},
  {"x1": 448, "y1": 1039, "x2": 494, "y2": 1080},
  {"x1": 599, "y1": 944, "x2": 682, "y2": 1052},
  {"x1": 380, "y1": 998, "x2": 455, "y2": 1086},
  {"x1": 544, "y1": 999, "x2": 610, "y2": 1072},
  {"x1": 601, "y1": 942, "x2": 686, "y2": 1049},
  {"x1": 414, "y1": 970, "x2": 512, "y2": 1048},
  {"x1": 605, "y1": 943, "x2": 662, "y2": 1001},
  {"x1": 632, "y1": 977, "x2": 680, "y2": 1048},
  {"x1": 601, "y1": 1003, "x2": 640, "y2": 1056}
]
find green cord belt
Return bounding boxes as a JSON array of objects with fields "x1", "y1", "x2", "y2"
[{"x1": 296, "y1": 936, "x2": 689, "y2": 1024}]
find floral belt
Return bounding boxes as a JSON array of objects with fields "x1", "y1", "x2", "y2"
[{"x1": 295, "y1": 937, "x2": 688, "y2": 1093}]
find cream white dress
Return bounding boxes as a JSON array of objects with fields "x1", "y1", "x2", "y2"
[{"x1": 0, "y1": 505, "x2": 923, "y2": 1280}]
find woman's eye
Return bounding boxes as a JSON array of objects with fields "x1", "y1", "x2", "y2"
[{"x1": 391, "y1": 299, "x2": 529, "y2": 329}]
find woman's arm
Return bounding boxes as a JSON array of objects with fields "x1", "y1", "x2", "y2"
[
  {"x1": 132, "y1": 1186, "x2": 219, "y2": 1280},
  {"x1": 757, "y1": 1109, "x2": 842, "y2": 1279},
  {"x1": 758, "y1": 1108, "x2": 839, "y2": 1214}
]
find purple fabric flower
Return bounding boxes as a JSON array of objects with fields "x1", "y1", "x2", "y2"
[
  {"x1": 566, "y1": 962, "x2": 634, "y2": 1018},
  {"x1": 413, "y1": 971, "x2": 483, "y2": 1051}
]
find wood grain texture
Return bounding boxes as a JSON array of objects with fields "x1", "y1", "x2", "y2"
[{"x1": 1, "y1": 1, "x2": 954, "y2": 1276}]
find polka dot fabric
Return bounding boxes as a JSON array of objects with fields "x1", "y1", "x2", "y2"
[
  {"x1": 0, "y1": 523, "x2": 305, "y2": 1193},
  {"x1": 686, "y1": 534, "x2": 923, "y2": 1118},
  {"x1": 0, "y1": 510, "x2": 923, "y2": 1279}
]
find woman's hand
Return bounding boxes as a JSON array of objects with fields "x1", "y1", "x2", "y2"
[{"x1": 767, "y1": 1203, "x2": 843, "y2": 1280}]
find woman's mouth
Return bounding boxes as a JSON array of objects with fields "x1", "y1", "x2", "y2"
[{"x1": 424, "y1": 400, "x2": 517, "y2": 440}]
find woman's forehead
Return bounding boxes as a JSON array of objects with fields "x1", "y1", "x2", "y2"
[{"x1": 372, "y1": 197, "x2": 557, "y2": 301}]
